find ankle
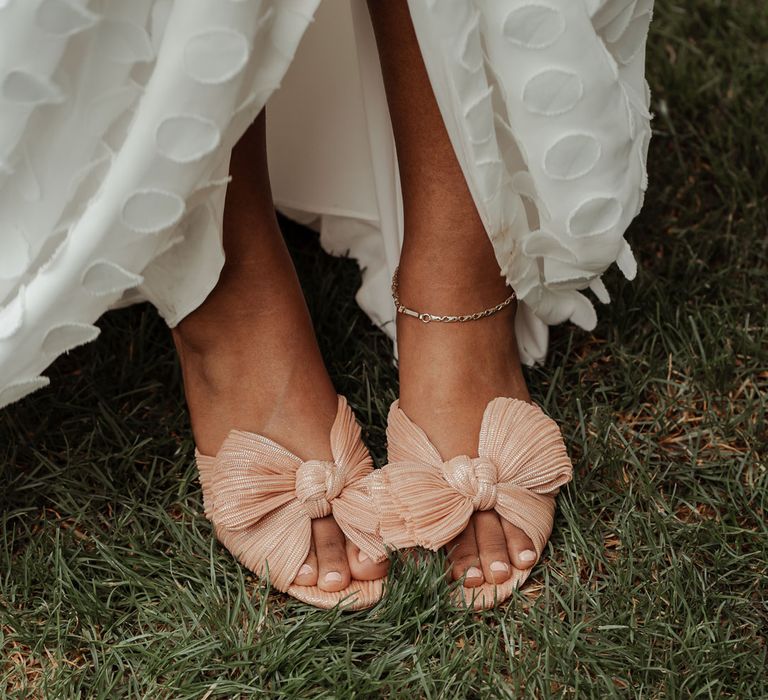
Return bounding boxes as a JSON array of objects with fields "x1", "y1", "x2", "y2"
[
  {"x1": 395, "y1": 300, "x2": 531, "y2": 411},
  {"x1": 173, "y1": 309, "x2": 257, "y2": 359},
  {"x1": 396, "y1": 304, "x2": 522, "y2": 372},
  {"x1": 397, "y1": 247, "x2": 509, "y2": 313},
  {"x1": 173, "y1": 273, "x2": 309, "y2": 358}
]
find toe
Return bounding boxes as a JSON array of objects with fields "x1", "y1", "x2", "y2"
[
  {"x1": 292, "y1": 539, "x2": 318, "y2": 586},
  {"x1": 446, "y1": 518, "x2": 484, "y2": 588},
  {"x1": 474, "y1": 511, "x2": 512, "y2": 584},
  {"x1": 312, "y1": 516, "x2": 352, "y2": 592},
  {"x1": 501, "y1": 518, "x2": 538, "y2": 570},
  {"x1": 347, "y1": 541, "x2": 389, "y2": 581}
]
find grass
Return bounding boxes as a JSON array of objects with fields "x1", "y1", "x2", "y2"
[{"x1": 2, "y1": 1, "x2": 767, "y2": 697}]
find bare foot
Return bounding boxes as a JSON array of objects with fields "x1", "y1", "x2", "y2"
[
  {"x1": 366, "y1": 0, "x2": 544, "y2": 591},
  {"x1": 174, "y1": 117, "x2": 387, "y2": 590},
  {"x1": 396, "y1": 263, "x2": 540, "y2": 589},
  {"x1": 174, "y1": 249, "x2": 388, "y2": 590}
]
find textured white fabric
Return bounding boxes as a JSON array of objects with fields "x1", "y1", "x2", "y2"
[{"x1": 0, "y1": 0, "x2": 652, "y2": 409}]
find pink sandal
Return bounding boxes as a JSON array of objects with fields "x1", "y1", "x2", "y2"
[
  {"x1": 373, "y1": 397, "x2": 573, "y2": 609},
  {"x1": 195, "y1": 396, "x2": 387, "y2": 610}
]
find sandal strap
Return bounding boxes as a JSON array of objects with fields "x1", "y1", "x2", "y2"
[
  {"x1": 374, "y1": 398, "x2": 573, "y2": 554},
  {"x1": 200, "y1": 395, "x2": 386, "y2": 592}
]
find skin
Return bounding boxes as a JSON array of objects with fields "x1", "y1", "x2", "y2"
[
  {"x1": 174, "y1": 1, "x2": 539, "y2": 594},
  {"x1": 367, "y1": 0, "x2": 539, "y2": 587},
  {"x1": 172, "y1": 114, "x2": 388, "y2": 591}
]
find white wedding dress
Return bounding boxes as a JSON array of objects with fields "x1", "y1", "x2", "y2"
[{"x1": 0, "y1": 0, "x2": 653, "y2": 409}]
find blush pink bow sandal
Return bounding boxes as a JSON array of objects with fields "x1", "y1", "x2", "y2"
[
  {"x1": 373, "y1": 397, "x2": 573, "y2": 609},
  {"x1": 195, "y1": 395, "x2": 387, "y2": 610}
]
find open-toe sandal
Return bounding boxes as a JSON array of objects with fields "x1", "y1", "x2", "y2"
[
  {"x1": 373, "y1": 396, "x2": 572, "y2": 609},
  {"x1": 195, "y1": 395, "x2": 387, "y2": 610}
]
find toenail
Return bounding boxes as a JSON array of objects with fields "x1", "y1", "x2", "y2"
[
  {"x1": 519, "y1": 550, "x2": 537, "y2": 562},
  {"x1": 297, "y1": 564, "x2": 313, "y2": 577},
  {"x1": 490, "y1": 561, "x2": 509, "y2": 574},
  {"x1": 358, "y1": 550, "x2": 370, "y2": 563},
  {"x1": 324, "y1": 571, "x2": 343, "y2": 584},
  {"x1": 465, "y1": 566, "x2": 482, "y2": 579}
]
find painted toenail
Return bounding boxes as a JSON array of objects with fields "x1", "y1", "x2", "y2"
[
  {"x1": 519, "y1": 550, "x2": 537, "y2": 562},
  {"x1": 358, "y1": 550, "x2": 370, "y2": 563},
  {"x1": 297, "y1": 564, "x2": 313, "y2": 577},
  {"x1": 324, "y1": 571, "x2": 343, "y2": 583},
  {"x1": 490, "y1": 561, "x2": 509, "y2": 573},
  {"x1": 466, "y1": 566, "x2": 482, "y2": 579}
]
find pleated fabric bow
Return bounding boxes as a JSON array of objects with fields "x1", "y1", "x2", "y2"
[
  {"x1": 199, "y1": 396, "x2": 386, "y2": 593},
  {"x1": 374, "y1": 398, "x2": 573, "y2": 558}
]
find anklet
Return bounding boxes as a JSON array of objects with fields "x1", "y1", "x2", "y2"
[{"x1": 391, "y1": 267, "x2": 516, "y2": 323}]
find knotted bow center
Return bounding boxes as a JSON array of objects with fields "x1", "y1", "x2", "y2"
[
  {"x1": 442, "y1": 455, "x2": 498, "y2": 511},
  {"x1": 295, "y1": 459, "x2": 344, "y2": 519}
]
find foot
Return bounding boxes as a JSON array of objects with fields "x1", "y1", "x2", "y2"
[
  {"x1": 174, "y1": 225, "x2": 387, "y2": 592},
  {"x1": 396, "y1": 263, "x2": 539, "y2": 589}
]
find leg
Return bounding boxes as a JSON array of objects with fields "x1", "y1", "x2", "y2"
[
  {"x1": 173, "y1": 112, "x2": 387, "y2": 589},
  {"x1": 367, "y1": 2, "x2": 538, "y2": 586}
]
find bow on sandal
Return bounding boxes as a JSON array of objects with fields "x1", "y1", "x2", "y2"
[
  {"x1": 195, "y1": 395, "x2": 387, "y2": 610},
  {"x1": 373, "y1": 397, "x2": 573, "y2": 609}
]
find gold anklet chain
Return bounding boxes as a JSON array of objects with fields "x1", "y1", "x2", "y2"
[{"x1": 391, "y1": 267, "x2": 516, "y2": 324}]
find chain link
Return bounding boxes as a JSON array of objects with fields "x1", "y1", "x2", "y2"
[{"x1": 391, "y1": 267, "x2": 516, "y2": 324}]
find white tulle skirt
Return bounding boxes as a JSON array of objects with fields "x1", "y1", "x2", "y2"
[{"x1": 0, "y1": 0, "x2": 652, "y2": 409}]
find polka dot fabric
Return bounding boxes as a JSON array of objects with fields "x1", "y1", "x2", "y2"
[
  {"x1": 0, "y1": 0, "x2": 322, "y2": 408},
  {"x1": 0, "y1": 0, "x2": 653, "y2": 408},
  {"x1": 406, "y1": 0, "x2": 653, "y2": 349}
]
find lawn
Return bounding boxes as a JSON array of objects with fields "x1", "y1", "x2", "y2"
[{"x1": 2, "y1": 1, "x2": 767, "y2": 698}]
